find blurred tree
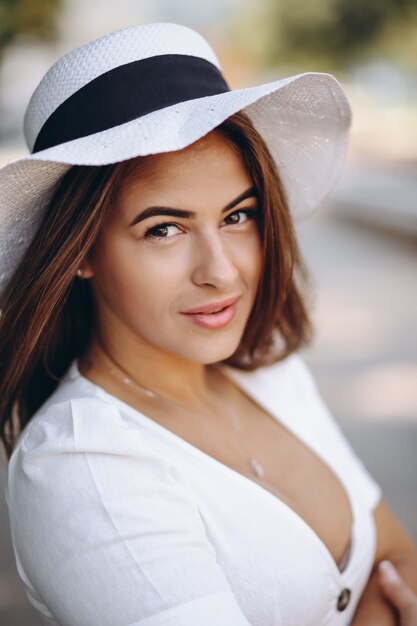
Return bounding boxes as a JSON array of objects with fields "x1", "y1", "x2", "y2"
[
  {"x1": 0, "y1": 0, "x2": 61, "y2": 60},
  {"x1": 246, "y1": 0, "x2": 417, "y2": 71}
]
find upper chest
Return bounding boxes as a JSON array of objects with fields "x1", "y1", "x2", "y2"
[
  {"x1": 80, "y1": 359, "x2": 353, "y2": 568},
  {"x1": 137, "y1": 402, "x2": 376, "y2": 626},
  {"x1": 157, "y1": 368, "x2": 353, "y2": 570}
]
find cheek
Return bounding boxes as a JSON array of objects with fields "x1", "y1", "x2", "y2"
[
  {"x1": 92, "y1": 239, "x2": 136, "y2": 296},
  {"x1": 240, "y1": 229, "x2": 263, "y2": 288},
  {"x1": 90, "y1": 237, "x2": 183, "y2": 319}
]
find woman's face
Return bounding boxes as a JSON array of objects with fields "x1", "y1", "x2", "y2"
[{"x1": 84, "y1": 131, "x2": 263, "y2": 364}]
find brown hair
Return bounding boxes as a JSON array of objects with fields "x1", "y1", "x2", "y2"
[{"x1": 0, "y1": 111, "x2": 312, "y2": 461}]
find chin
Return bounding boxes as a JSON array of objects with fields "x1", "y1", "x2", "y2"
[{"x1": 184, "y1": 336, "x2": 243, "y2": 365}]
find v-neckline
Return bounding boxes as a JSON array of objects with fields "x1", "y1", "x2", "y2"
[{"x1": 66, "y1": 358, "x2": 355, "y2": 581}]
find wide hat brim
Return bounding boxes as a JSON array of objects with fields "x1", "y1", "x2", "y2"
[{"x1": 0, "y1": 71, "x2": 351, "y2": 296}]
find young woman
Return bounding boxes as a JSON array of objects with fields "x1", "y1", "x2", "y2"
[{"x1": 0, "y1": 22, "x2": 416, "y2": 626}]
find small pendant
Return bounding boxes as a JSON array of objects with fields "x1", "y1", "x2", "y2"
[{"x1": 250, "y1": 458, "x2": 264, "y2": 478}]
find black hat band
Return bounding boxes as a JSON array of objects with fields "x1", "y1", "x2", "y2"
[{"x1": 33, "y1": 54, "x2": 230, "y2": 153}]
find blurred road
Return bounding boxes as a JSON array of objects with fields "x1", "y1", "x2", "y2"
[
  {"x1": 297, "y1": 203, "x2": 417, "y2": 542},
  {"x1": 332, "y1": 165, "x2": 417, "y2": 237},
  {"x1": 1, "y1": 194, "x2": 416, "y2": 624}
]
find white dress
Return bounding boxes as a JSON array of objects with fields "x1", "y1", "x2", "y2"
[{"x1": 5, "y1": 353, "x2": 381, "y2": 626}]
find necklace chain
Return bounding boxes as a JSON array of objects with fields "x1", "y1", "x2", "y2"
[{"x1": 93, "y1": 342, "x2": 265, "y2": 478}]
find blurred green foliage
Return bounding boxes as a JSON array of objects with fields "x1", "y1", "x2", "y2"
[
  {"x1": 0, "y1": 0, "x2": 61, "y2": 59},
  {"x1": 238, "y1": 0, "x2": 417, "y2": 72}
]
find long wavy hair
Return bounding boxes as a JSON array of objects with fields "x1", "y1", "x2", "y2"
[{"x1": 0, "y1": 111, "x2": 313, "y2": 461}]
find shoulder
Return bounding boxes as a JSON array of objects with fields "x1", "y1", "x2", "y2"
[
  {"x1": 11, "y1": 396, "x2": 129, "y2": 459},
  {"x1": 262, "y1": 352, "x2": 316, "y2": 387},
  {"x1": 222, "y1": 351, "x2": 317, "y2": 399},
  {"x1": 6, "y1": 395, "x2": 198, "y2": 562},
  {"x1": 7, "y1": 395, "x2": 182, "y2": 512},
  {"x1": 6, "y1": 403, "x2": 244, "y2": 626}
]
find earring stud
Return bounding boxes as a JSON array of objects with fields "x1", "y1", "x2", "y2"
[{"x1": 76, "y1": 269, "x2": 83, "y2": 277}]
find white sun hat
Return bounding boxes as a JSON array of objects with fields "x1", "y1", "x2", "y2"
[{"x1": 0, "y1": 21, "x2": 351, "y2": 299}]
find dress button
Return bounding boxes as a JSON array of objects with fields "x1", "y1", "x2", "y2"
[{"x1": 337, "y1": 588, "x2": 351, "y2": 611}]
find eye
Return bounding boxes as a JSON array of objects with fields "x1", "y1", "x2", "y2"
[
  {"x1": 144, "y1": 223, "x2": 182, "y2": 240},
  {"x1": 222, "y1": 208, "x2": 258, "y2": 226}
]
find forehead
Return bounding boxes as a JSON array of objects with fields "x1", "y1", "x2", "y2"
[{"x1": 117, "y1": 131, "x2": 253, "y2": 208}]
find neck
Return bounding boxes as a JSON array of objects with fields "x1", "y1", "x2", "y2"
[{"x1": 83, "y1": 327, "x2": 217, "y2": 410}]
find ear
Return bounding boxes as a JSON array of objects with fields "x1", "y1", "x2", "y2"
[{"x1": 77, "y1": 258, "x2": 95, "y2": 279}]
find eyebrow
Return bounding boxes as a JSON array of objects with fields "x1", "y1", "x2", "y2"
[{"x1": 129, "y1": 186, "x2": 258, "y2": 227}]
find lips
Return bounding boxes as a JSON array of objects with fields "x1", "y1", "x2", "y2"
[
  {"x1": 181, "y1": 295, "x2": 241, "y2": 330},
  {"x1": 182, "y1": 295, "x2": 241, "y2": 315}
]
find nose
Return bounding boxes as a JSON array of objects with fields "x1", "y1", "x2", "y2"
[{"x1": 191, "y1": 231, "x2": 239, "y2": 289}]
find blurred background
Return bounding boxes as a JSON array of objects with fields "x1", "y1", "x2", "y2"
[{"x1": 0, "y1": 0, "x2": 416, "y2": 623}]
